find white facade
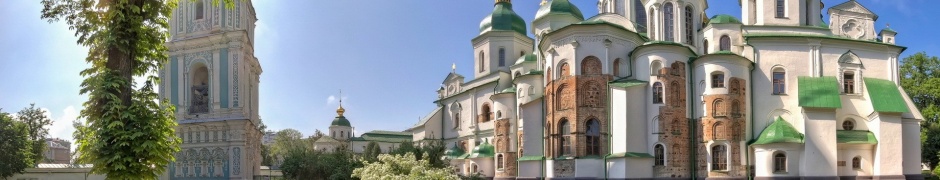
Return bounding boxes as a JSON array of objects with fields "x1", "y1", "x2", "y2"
[{"x1": 409, "y1": 0, "x2": 922, "y2": 179}]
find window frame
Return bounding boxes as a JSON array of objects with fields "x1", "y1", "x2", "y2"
[
  {"x1": 719, "y1": 35, "x2": 731, "y2": 51},
  {"x1": 775, "y1": 0, "x2": 786, "y2": 18},
  {"x1": 635, "y1": 0, "x2": 647, "y2": 33},
  {"x1": 496, "y1": 154, "x2": 505, "y2": 171},
  {"x1": 586, "y1": 119, "x2": 601, "y2": 156},
  {"x1": 684, "y1": 6, "x2": 694, "y2": 45},
  {"x1": 195, "y1": 0, "x2": 205, "y2": 20},
  {"x1": 663, "y1": 2, "x2": 675, "y2": 42},
  {"x1": 479, "y1": 51, "x2": 485, "y2": 72},
  {"x1": 843, "y1": 118, "x2": 855, "y2": 130},
  {"x1": 711, "y1": 72, "x2": 725, "y2": 88},
  {"x1": 843, "y1": 71, "x2": 856, "y2": 94},
  {"x1": 711, "y1": 144, "x2": 728, "y2": 171},
  {"x1": 772, "y1": 70, "x2": 786, "y2": 95},
  {"x1": 498, "y1": 48, "x2": 506, "y2": 67},
  {"x1": 774, "y1": 152, "x2": 788, "y2": 173},
  {"x1": 559, "y1": 119, "x2": 572, "y2": 157},
  {"x1": 653, "y1": 82, "x2": 664, "y2": 104},
  {"x1": 654, "y1": 144, "x2": 666, "y2": 166},
  {"x1": 852, "y1": 156, "x2": 862, "y2": 170}
]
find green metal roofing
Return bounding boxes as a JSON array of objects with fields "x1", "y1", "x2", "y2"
[
  {"x1": 514, "y1": 53, "x2": 538, "y2": 65},
  {"x1": 480, "y1": 2, "x2": 527, "y2": 35},
  {"x1": 864, "y1": 78, "x2": 909, "y2": 113},
  {"x1": 517, "y1": 155, "x2": 545, "y2": 161},
  {"x1": 882, "y1": 27, "x2": 897, "y2": 33},
  {"x1": 743, "y1": 33, "x2": 907, "y2": 52},
  {"x1": 752, "y1": 117, "x2": 804, "y2": 145},
  {"x1": 468, "y1": 141, "x2": 495, "y2": 158},
  {"x1": 525, "y1": 70, "x2": 543, "y2": 75},
  {"x1": 609, "y1": 79, "x2": 648, "y2": 88},
  {"x1": 605, "y1": 152, "x2": 654, "y2": 159},
  {"x1": 444, "y1": 144, "x2": 466, "y2": 159},
  {"x1": 331, "y1": 116, "x2": 352, "y2": 127},
  {"x1": 534, "y1": 0, "x2": 584, "y2": 22},
  {"x1": 836, "y1": 130, "x2": 878, "y2": 144},
  {"x1": 497, "y1": 87, "x2": 516, "y2": 94},
  {"x1": 575, "y1": 19, "x2": 629, "y2": 31},
  {"x1": 709, "y1": 14, "x2": 742, "y2": 24},
  {"x1": 350, "y1": 130, "x2": 412, "y2": 143},
  {"x1": 798, "y1": 76, "x2": 842, "y2": 109}
]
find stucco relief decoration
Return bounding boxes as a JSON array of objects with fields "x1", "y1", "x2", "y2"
[
  {"x1": 841, "y1": 19, "x2": 866, "y2": 40},
  {"x1": 233, "y1": 147, "x2": 240, "y2": 175},
  {"x1": 233, "y1": 53, "x2": 240, "y2": 107}
]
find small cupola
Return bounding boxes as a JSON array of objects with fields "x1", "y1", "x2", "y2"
[{"x1": 879, "y1": 24, "x2": 897, "y2": 44}]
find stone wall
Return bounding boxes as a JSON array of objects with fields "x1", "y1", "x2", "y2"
[
  {"x1": 654, "y1": 61, "x2": 692, "y2": 178},
  {"x1": 698, "y1": 77, "x2": 748, "y2": 178}
]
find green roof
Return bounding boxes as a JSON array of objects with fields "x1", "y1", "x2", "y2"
[
  {"x1": 525, "y1": 70, "x2": 543, "y2": 75},
  {"x1": 882, "y1": 27, "x2": 897, "y2": 33},
  {"x1": 350, "y1": 130, "x2": 412, "y2": 143},
  {"x1": 709, "y1": 14, "x2": 742, "y2": 24},
  {"x1": 497, "y1": 87, "x2": 516, "y2": 94},
  {"x1": 480, "y1": 2, "x2": 527, "y2": 35},
  {"x1": 744, "y1": 33, "x2": 907, "y2": 51},
  {"x1": 517, "y1": 155, "x2": 545, "y2": 161},
  {"x1": 514, "y1": 53, "x2": 538, "y2": 65},
  {"x1": 605, "y1": 152, "x2": 654, "y2": 159},
  {"x1": 864, "y1": 78, "x2": 909, "y2": 113},
  {"x1": 468, "y1": 141, "x2": 495, "y2": 158},
  {"x1": 315, "y1": 136, "x2": 340, "y2": 143},
  {"x1": 798, "y1": 76, "x2": 842, "y2": 109},
  {"x1": 444, "y1": 144, "x2": 466, "y2": 159},
  {"x1": 331, "y1": 116, "x2": 351, "y2": 127},
  {"x1": 609, "y1": 79, "x2": 648, "y2": 88},
  {"x1": 752, "y1": 117, "x2": 804, "y2": 145},
  {"x1": 837, "y1": 130, "x2": 878, "y2": 144},
  {"x1": 534, "y1": 0, "x2": 584, "y2": 22}
]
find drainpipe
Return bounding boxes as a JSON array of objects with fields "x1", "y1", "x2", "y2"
[
  {"x1": 605, "y1": 82, "x2": 611, "y2": 179},
  {"x1": 747, "y1": 59, "x2": 756, "y2": 180},
  {"x1": 541, "y1": 91, "x2": 547, "y2": 178},
  {"x1": 688, "y1": 57, "x2": 697, "y2": 179}
]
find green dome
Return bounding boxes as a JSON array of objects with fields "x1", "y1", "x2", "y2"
[
  {"x1": 444, "y1": 144, "x2": 466, "y2": 159},
  {"x1": 708, "y1": 14, "x2": 742, "y2": 24},
  {"x1": 480, "y1": 2, "x2": 527, "y2": 35},
  {"x1": 752, "y1": 117, "x2": 804, "y2": 145},
  {"x1": 534, "y1": 0, "x2": 585, "y2": 22},
  {"x1": 468, "y1": 140, "x2": 495, "y2": 158},
  {"x1": 331, "y1": 116, "x2": 351, "y2": 127},
  {"x1": 514, "y1": 53, "x2": 537, "y2": 65}
]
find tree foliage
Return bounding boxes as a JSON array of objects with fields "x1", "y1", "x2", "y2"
[
  {"x1": 39, "y1": 0, "x2": 194, "y2": 178},
  {"x1": 16, "y1": 103, "x2": 54, "y2": 165},
  {"x1": 352, "y1": 152, "x2": 459, "y2": 180},
  {"x1": 363, "y1": 141, "x2": 382, "y2": 162},
  {"x1": 0, "y1": 110, "x2": 36, "y2": 178},
  {"x1": 899, "y1": 52, "x2": 940, "y2": 169},
  {"x1": 279, "y1": 144, "x2": 362, "y2": 180}
]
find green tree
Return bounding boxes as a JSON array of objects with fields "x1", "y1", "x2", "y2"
[
  {"x1": 279, "y1": 145, "x2": 362, "y2": 180},
  {"x1": 16, "y1": 103, "x2": 54, "y2": 165},
  {"x1": 36, "y1": 0, "x2": 249, "y2": 178},
  {"x1": 0, "y1": 110, "x2": 36, "y2": 178},
  {"x1": 363, "y1": 141, "x2": 381, "y2": 162},
  {"x1": 899, "y1": 52, "x2": 940, "y2": 169},
  {"x1": 352, "y1": 152, "x2": 459, "y2": 180}
]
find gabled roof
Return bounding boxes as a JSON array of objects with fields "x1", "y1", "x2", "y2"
[
  {"x1": 838, "y1": 51, "x2": 863, "y2": 66},
  {"x1": 409, "y1": 107, "x2": 442, "y2": 129},
  {"x1": 442, "y1": 72, "x2": 464, "y2": 84},
  {"x1": 350, "y1": 130, "x2": 412, "y2": 143},
  {"x1": 829, "y1": 0, "x2": 878, "y2": 20},
  {"x1": 752, "y1": 117, "x2": 804, "y2": 145}
]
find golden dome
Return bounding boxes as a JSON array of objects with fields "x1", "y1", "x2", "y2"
[
  {"x1": 336, "y1": 102, "x2": 345, "y2": 116},
  {"x1": 496, "y1": 0, "x2": 510, "y2": 4}
]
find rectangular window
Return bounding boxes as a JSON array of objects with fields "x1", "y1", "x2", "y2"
[
  {"x1": 712, "y1": 74, "x2": 725, "y2": 88},
  {"x1": 776, "y1": 0, "x2": 785, "y2": 18},
  {"x1": 843, "y1": 73, "x2": 855, "y2": 94},
  {"x1": 773, "y1": 72, "x2": 786, "y2": 94}
]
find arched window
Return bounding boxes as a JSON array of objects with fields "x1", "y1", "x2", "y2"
[
  {"x1": 670, "y1": 81, "x2": 680, "y2": 107},
  {"x1": 671, "y1": 118, "x2": 681, "y2": 135},
  {"x1": 559, "y1": 119, "x2": 571, "y2": 156},
  {"x1": 514, "y1": 71, "x2": 521, "y2": 78},
  {"x1": 775, "y1": 0, "x2": 786, "y2": 18},
  {"x1": 651, "y1": 60, "x2": 663, "y2": 76},
  {"x1": 654, "y1": 144, "x2": 665, "y2": 166},
  {"x1": 190, "y1": 64, "x2": 210, "y2": 114},
  {"x1": 496, "y1": 154, "x2": 504, "y2": 171},
  {"x1": 774, "y1": 152, "x2": 787, "y2": 172},
  {"x1": 480, "y1": 104, "x2": 492, "y2": 122},
  {"x1": 713, "y1": 99, "x2": 725, "y2": 117},
  {"x1": 454, "y1": 112, "x2": 461, "y2": 129},
  {"x1": 712, "y1": 122, "x2": 722, "y2": 140},
  {"x1": 348, "y1": 131, "x2": 351, "y2": 138},
  {"x1": 340, "y1": 131, "x2": 344, "y2": 138},
  {"x1": 471, "y1": 163, "x2": 479, "y2": 173},
  {"x1": 613, "y1": 58, "x2": 621, "y2": 76},
  {"x1": 843, "y1": 71, "x2": 856, "y2": 94},
  {"x1": 586, "y1": 119, "x2": 601, "y2": 155},
  {"x1": 555, "y1": 84, "x2": 569, "y2": 110},
  {"x1": 684, "y1": 6, "x2": 694, "y2": 45},
  {"x1": 653, "y1": 82, "x2": 664, "y2": 104},
  {"x1": 497, "y1": 110, "x2": 502, "y2": 119},
  {"x1": 559, "y1": 63, "x2": 570, "y2": 77},
  {"x1": 649, "y1": 8, "x2": 656, "y2": 39},
  {"x1": 711, "y1": 72, "x2": 725, "y2": 88},
  {"x1": 498, "y1": 48, "x2": 506, "y2": 67},
  {"x1": 843, "y1": 119, "x2": 855, "y2": 130},
  {"x1": 852, "y1": 156, "x2": 861, "y2": 169},
  {"x1": 195, "y1": 0, "x2": 205, "y2": 20},
  {"x1": 719, "y1": 35, "x2": 731, "y2": 51},
  {"x1": 582, "y1": 56, "x2": 602, "y2": 75},
  {"x1": 703, "y1": 39, "x2": 709, "y2": 53},
  {"x1": 663, "y1": 3, "x2": 675, "y2": 42},
  {"x1": 773, "y1": 68, "x2": 786, "y2": 94},
  {"x1": 712, "y1": 145, "x2": 727, "y2": 170},
  {"x1": 636, "y1": 0, "x2": 647, "y2": 33},
  {"x1": 479, "y1": 51, "x2": 485, "y2": 72}
]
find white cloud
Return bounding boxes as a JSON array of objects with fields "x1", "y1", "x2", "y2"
[
  {"x1": 47, "y1": 106, "x2": 80, "y2": 152},
  {"x1": 325, "y1": 95, "x2": 348, "y2": 106}
]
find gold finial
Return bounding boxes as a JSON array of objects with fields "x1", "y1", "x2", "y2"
[
  {"x1": 336, "y1": 90, "x2": 345, "y2": 116},
  {"x1": 496, "y1": 0, "x2": 510, "y2": 4},
  {"x1": 540, "y1": 0, "x2": 548, "y2": 6}
]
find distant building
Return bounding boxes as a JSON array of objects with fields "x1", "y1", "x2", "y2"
[
  {"x1": 312, "y1": 100, "x2": 413, "y2": 153},
  {"x1": 43, "y1": 138, "x2": 71, "y2": 164},
  {"x1": 7, "y1": 164, "x2": 104, "y2": 180},
  {"x1": 262, "y1": 131, "x2": 275, "y2": 146}
]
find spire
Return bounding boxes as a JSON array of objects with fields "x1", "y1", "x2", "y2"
[
  {"x1": 336, "y1": 90, "x2": 345, "y2": 116},
  {"x1": 452, "y1": 63, "x2": 456, "y2": 73}
]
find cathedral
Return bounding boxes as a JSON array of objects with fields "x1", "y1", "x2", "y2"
[
  {"x1": 159, "y1": 0, "x2": 263, "y2": 179},
  {"x1": 407, "y1": 0, "x2": 924, "y2": 179}
]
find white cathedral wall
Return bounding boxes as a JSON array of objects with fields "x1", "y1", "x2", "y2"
[
  {"x1": 871, "y1": 114, "x2": 904, "y2": 176},
  {"x1": 610, "y1": 88, "x2": 628, "y2": 154},
  {"x1": 753, "y1": 144, "x2": 803, "y2": 177},
  {"x1": 902, "y1": 119, "x2": 923, "y2": 175},
  {"x1": 626, "y1": 86, "x2": 650, "y2": 153},
  {"x1": 751, "y1": 43, "x2": 812, "y2": 134},
  {"x1": 754, "y1": 0, "x2": 805, "y2": 26},
  {"x1": 518, "y1": 160, "x2": 543, "y2": 178},
  {"x1": 835, "y1": 144, "x2": 874, "y2": 176},
  {"x1": 520, "y1": 101, "x2": 543, "y2": 157},
  {"x1": 574, "y1": 159, "x2": 604, "y2": 178},
  {"x1": 819, "y1": 46, "x2": 894, "y2": 79},
  {"x1": 800, "y1": 109, "x2": 838, "y2": 177}
]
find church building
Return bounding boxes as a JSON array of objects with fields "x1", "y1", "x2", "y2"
[{"x1": 408, "y1": 0, "x2": 924, "y2": 179}]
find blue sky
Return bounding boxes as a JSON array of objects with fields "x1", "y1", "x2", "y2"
[{"x1": 1, "y1": 0, "x2": 937, "y2": 143}]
